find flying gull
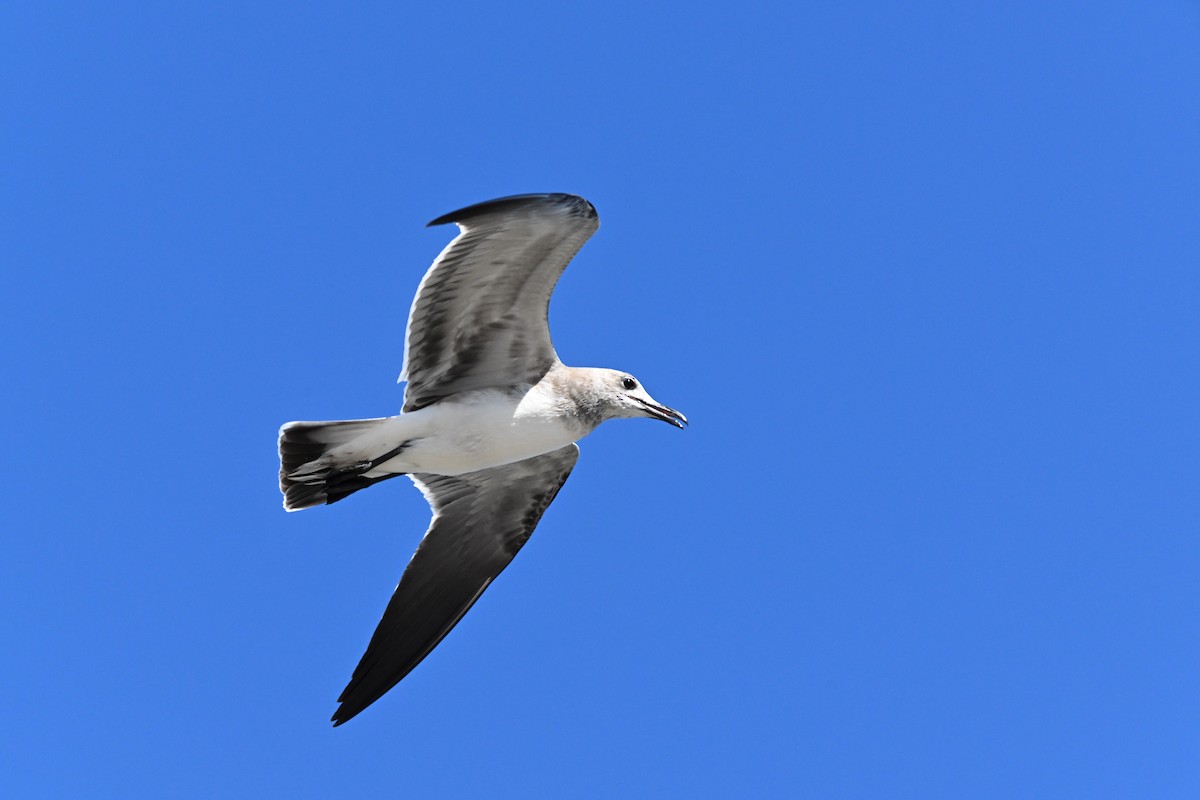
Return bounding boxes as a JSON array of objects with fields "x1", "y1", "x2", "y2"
[{"x1": 278, "y1": 193, "x2": 686, "y2": 726}]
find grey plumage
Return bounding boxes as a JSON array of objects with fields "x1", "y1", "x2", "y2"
[
  {"x1": 331, "y1": 445, "x2": 579, "y2": 726},
  {"x1": 401, "y1": 194, "x2": 599, "y2": 412},
  {"x1": 277, "y1": 193, "x2": 684, "y2": 726}
]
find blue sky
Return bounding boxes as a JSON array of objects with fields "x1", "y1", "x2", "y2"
[{"x1": 3, "y1": 1, "x2": 1198, "y2": 797}]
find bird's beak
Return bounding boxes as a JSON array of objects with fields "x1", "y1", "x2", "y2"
[{"x1": 634, "y1": 397, "x2": 687, "y2": 429}]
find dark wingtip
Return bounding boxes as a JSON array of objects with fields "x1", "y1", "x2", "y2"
[
  {"x1": 330, "y1": 699, "x2": 364, "y2": 727},
  {"x1": 426, "y1": 193, "x2": 596, "y2": 227}
]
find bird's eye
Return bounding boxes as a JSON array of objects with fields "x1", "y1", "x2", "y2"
[{"x1": 621, "y1": 377, "x2": 637, "y2": 390}]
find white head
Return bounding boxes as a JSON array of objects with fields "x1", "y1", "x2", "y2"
[{"x1": 574, "y1": 368, "x2": 687, "y2": 429}]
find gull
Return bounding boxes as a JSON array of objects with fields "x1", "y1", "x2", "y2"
[{"x1": 278, "y1": 193, "x2": 686, "y2": 726}]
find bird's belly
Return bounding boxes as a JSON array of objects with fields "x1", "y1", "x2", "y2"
[
  {"x1": 418, "y1": 424, "x2": 573, "y2": 474},
  {"x1": 371, "y1": 395, "x2": 580, "y2": 476}
]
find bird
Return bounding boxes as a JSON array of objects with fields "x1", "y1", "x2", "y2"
[{"x1": 278, "y1": 193, "x2": 686, "y2": 726}]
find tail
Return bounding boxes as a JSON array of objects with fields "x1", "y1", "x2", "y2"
[{"x1": 278, "y1": 419, "x2": 406, "y2": 511}]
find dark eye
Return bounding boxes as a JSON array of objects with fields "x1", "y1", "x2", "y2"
[{"x1": 621, "y1": 377, "x2": 637, "y2": 390}]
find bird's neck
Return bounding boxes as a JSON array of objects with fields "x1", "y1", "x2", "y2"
[{"x1": 540, "y1": 365, "x2": 606, "y2": 433}]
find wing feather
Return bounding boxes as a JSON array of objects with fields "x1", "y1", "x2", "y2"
[
  {"x1": 330, "y1": 445, "x2": 580, "y2": 726},
  {"x1": 400, "y1": 194, "x2": 599, "y2": 412}
]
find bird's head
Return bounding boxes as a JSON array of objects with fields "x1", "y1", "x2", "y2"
[{"x1": 595, "y1": 369, "x2": 687, "y2": 429}]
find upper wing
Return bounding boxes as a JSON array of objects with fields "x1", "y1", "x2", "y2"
[
  {"x1": 330, "y1": 445, "x2": 580, "y2": 726},
  {"x1": 400, "y1": 194, "x2": 599, "y2": 412}
]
